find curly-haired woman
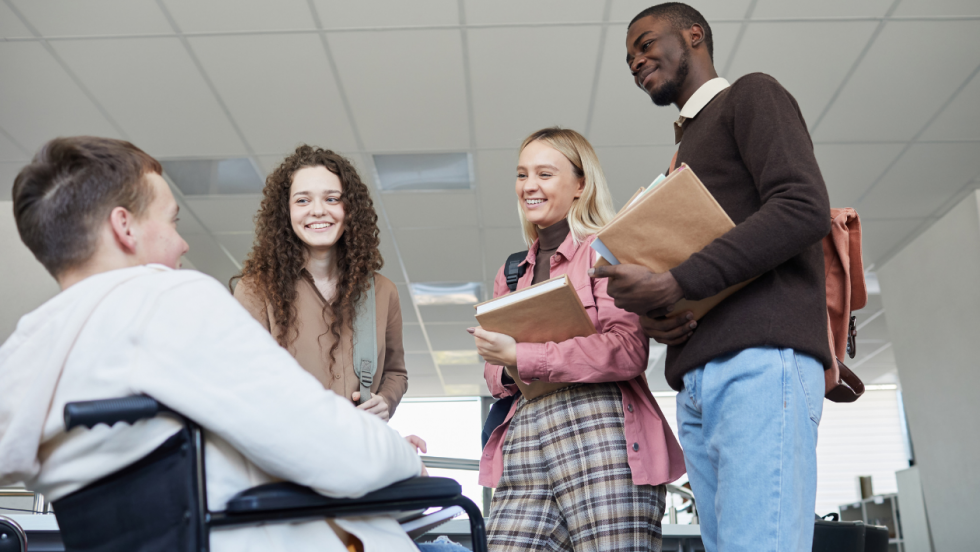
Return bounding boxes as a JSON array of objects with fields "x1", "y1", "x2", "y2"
[{"x1": 233, "y1": 146, "x2": 407, "y2": 421}]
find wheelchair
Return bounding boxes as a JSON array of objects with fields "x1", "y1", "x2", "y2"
[{"x1": 38, "y1": 395, "x2": 486, "y2": 552}]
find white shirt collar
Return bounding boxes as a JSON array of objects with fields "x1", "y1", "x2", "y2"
[{"x1": 674, "y1": 77, "x2": 730, "y2": 144}]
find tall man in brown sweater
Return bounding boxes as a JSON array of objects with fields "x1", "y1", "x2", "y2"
[{"x1": 591, "y1": 3, "x2": 832, "y2": 551}]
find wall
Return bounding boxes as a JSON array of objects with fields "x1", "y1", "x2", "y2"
[{"x1": 878, "y1": 190, "x2": 980, "y2": 552}]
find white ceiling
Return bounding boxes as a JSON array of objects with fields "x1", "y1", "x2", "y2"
[{"x1": 2, "y1": 0, "x2": 979, "y2": 396}]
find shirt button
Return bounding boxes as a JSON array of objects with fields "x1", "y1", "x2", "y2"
[
  {"x1": 632, "y1": 442, "x2": 640, "y2": 452},
  {"x1": 627, "y1": 404, "x2": 634, "y2": 413}
]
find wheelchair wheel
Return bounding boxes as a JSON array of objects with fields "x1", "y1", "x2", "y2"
[{"x1": 0, "y1": 515, "x2": 27, "y2": 552}]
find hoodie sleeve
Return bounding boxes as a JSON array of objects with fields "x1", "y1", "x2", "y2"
[{"x1": 130, "y1": 275, "x2": 422, "y2": 498}]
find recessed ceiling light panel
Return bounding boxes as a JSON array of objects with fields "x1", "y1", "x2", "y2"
[
  {"x1": 411, "y1": 282, "x2": 483, "y2": 305},
  {"x1": 373, "y1": 153, "x2": 472, "y2": 192},
  {"x1": 162, "y1": 158, "x2": 264, "y2": 196}
]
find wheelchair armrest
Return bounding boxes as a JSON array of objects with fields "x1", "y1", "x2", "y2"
[
  {"x1": 225, "y1": 476, "x2": 462, "y2": 514},
  {"x1": 64, "y1": 396, "x2": 172, "y2": 430}
]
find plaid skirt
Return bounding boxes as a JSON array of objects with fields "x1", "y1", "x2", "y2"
[{"x1": 487, "y1": 383, "x2": 666, "y2": 552}]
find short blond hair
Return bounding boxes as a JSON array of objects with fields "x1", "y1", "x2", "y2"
[{"x1": 516, "y1": 127, "x2": 616, "y2": 247}]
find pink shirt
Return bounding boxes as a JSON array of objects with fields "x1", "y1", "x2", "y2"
[{"x1": 479, "y1": 232, "x2": 686, "y2": 488}]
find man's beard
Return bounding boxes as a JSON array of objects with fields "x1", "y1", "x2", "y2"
[{"x1": 649, "y1": 49, "x2": 690, "y2": 107}]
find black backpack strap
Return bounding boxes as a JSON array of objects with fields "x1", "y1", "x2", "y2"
[{"x1": 504, "y1": 251, "x2": 528, "y2": 292}]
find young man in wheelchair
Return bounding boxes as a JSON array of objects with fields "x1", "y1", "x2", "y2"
[{"x1": 0, "y1": 136, "x2": 468, "y2": 552}]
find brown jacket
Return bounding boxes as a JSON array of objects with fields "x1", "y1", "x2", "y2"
[{"x1": 234, "y1": 273, "x2": 408, "y2": 417}]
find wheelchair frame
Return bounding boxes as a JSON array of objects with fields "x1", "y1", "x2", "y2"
[{"x1": 62, "y1": 396, "x2": 487, "y2": 552}]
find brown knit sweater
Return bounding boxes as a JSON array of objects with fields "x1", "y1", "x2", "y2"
[{"x1": 665, "y1": 72, "x2": 832, "y2": 390}]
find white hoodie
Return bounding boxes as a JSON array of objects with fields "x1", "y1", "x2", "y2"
[{"x1": 0, "y1": 265, "x2": 423, "y2": 552}]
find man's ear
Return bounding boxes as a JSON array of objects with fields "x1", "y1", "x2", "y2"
[
  {"x1": 108, "y1": 206, "x2": 138, "y2": 254},
  {"x1": 689, "y1": 23, "x2": 705, "y2": 49}
]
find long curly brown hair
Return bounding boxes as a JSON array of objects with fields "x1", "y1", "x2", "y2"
[{"x1": 233, "y1": 145, "x2": 382, "y2": 366}]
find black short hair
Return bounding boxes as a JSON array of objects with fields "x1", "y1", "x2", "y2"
[
  {"x1": 12, "y1": 136, "x2": 161, "y2": 278},
  {"x1": 629, "y1": 3, "x2": 713, "y2": 62}
]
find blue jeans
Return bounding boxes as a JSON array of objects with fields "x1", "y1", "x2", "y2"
[{"x1": 676, "y1": 347, "x2": 824, "y2": 552}]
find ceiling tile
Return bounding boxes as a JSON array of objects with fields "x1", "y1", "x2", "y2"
[
  {"x1": 588, "y1": 22, "x2": 741, "y2": 147},
  {"x1": 468, "y1": 26, "x2": 600, "y2": 148},
  {"x1": 610, "y1": 0, "x2": 754, "y2": 22},
  {"x1": 726, "y1": 21, "x2": 878, "y2": 125},
  {"x1": 214, "y1": 232, "x2": 256, "y2": 263},
  {"x1": 0, "y1": 162, "x2": 27, "y2": 201},
  {"x1": 184, "y1": 195, "x2": 262, "y2": 233},
  {"x1": 426, "y1": 323, "x2": 477, "y2": 350},
  {"x1": 813, "y1": 143, "x2": 904, "y2": 207},
  {"x1": 404, "y1": 375, "x2": 444, "y2": 397},
  {"x1": 813, "y1": 20, "x2": 980, "y2": 142},
  {"x1": 0, "y1": 132, "x2": 29, "y2": 163},
  {"x1": 163, "y1": 0, "x2": 314, "y2": 32},
  {"x1": 0, "y1": 42, "x2": 123, "y2": 154},
  {"x1": 51, "y1": 37, "x2": 246, "y2": 157},
  {"x1": 921, "y1": 70, "x2": 980, "y2": 141},
  {"x1": 312, "y1": 0, "x2": 459, "y2": 28},
  {"x1": 381, "y1": 192, "x2": 479, "y2": 228},
  {"x1": 402, "y1": 323, "x2": 429, "y2": 352},
  {"x1": 404, "y1": 352, "x2": 437, "y2": 376},
  {"x1": 419, "y1": 304, "x2": 478, "y2": 323},
  {"x1": 255, "y1": 154, "x2": 286, "y2": 176},
  {"x1": 752, "y1": 0, "x2": 894, "y2": 18},
  {"x1": 0, "y1": 2, "x2": 31, "y2": 38},
  {"x1": 395, "y1": 226, "x2": 483, "y2": 282},
  {"x1": 9, "y1": 0, "x2": 172, "y2": 36},
  {"x1": 483, "y1": 227, "x2": 526, "y2": 281},
  {"x1": 476, "y1": 150, "x2": 523, "y2": 228},
  {"x1": 893, "y1": 0, "x2": 980, "y2": 16},
  {"x1": 182, "y1": 233, "x2": 241, "y2": 283},
  {"x1": 593, "y1": 145, "x2": 676, "y2": 208},
  {"x1": 861, "y1": 218, "x2": 928, "y2": 267},
  {"x1": 857, "y1": 142, "x2": 980, "y2": 219},
  {"x1": 329, "y1": 30, "x2": 470, "y2": 151},
  {"x1": 440, "y1": 364, "x2": 484, "y2": 387},
  {"x1": 464, "y1": 0, "x2": 604, "y2": 25},
  {"x1": 188, "y1": 34, "x2": 358, "y2": 154}
]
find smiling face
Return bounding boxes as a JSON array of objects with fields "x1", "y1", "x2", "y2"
[
  {"x1": 289, "y1": 165, "x2": 346, "y2": 252},
  {"x1": 626, "y1": 15, "x2": 691, "y2": 107},
  {"x1": 133, "y1": 172, "x2": 189, "y2": 269},
  {"x1": 516, "y1": 140, "x2": 585, "y2": 229}
]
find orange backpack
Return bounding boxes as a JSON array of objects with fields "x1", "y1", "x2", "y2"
[
  {"x1": 667, "y1": 154, "x2": 868, "y2": 401},
  {"x1": 822, "y1": 208, "x2": 867, "y2": 402}
]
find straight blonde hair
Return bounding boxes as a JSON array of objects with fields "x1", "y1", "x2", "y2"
[{"x1": 517, "y1": 127, "x2": 616, "y2": 247}]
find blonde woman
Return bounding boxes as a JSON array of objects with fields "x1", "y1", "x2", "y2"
[{"x1": 469, "y1": 128, "x2": 686, "y2": 551}]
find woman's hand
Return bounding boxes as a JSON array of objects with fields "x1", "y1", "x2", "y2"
[
  {"x1": 404, "y1": 434, "x2": 427, "y2": 454},
  {"x1": 405, "y1": 435, "x2": 429, "y2": 476},
  {"x1": 352, "y1": 392, "x2": 389, "y2": 421},
  {"x1": 468, "y1": 327, "x2": 517, "y2": 367}
]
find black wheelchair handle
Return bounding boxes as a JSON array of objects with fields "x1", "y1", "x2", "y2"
[{"x1": 64, "y1": 396, "x2": 170, "y2": 431}]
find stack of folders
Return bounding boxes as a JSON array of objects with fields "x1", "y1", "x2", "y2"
[
  {"x1": 474, "y1": 274, "x2": 596, "y2": 399},
  {"x1": 590, "y1": 163, "x2": 753, "y2": 320}
]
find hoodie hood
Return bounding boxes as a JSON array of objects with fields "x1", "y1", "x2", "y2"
[{"x1": 0, "y1": 265, "x2": 164, "y2": 486}]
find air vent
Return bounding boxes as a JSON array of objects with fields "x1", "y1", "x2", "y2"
[
  {"x1": 161, "y1": 158, "x2": 264, "y2": 196},
  {"x1": 410, "y1": 282, "x2": 483, "y2": 306},
  {"x1": 373, "y1": 153, "x2": 472, "y2": 192}
]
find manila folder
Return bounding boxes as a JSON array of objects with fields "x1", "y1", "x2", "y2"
[
  {"x1": 474, "y1": 275, "x2": 596, "y2": 399},
  {"x1": 595, "y1": 164, "x2": 752, "y2": 320}
]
